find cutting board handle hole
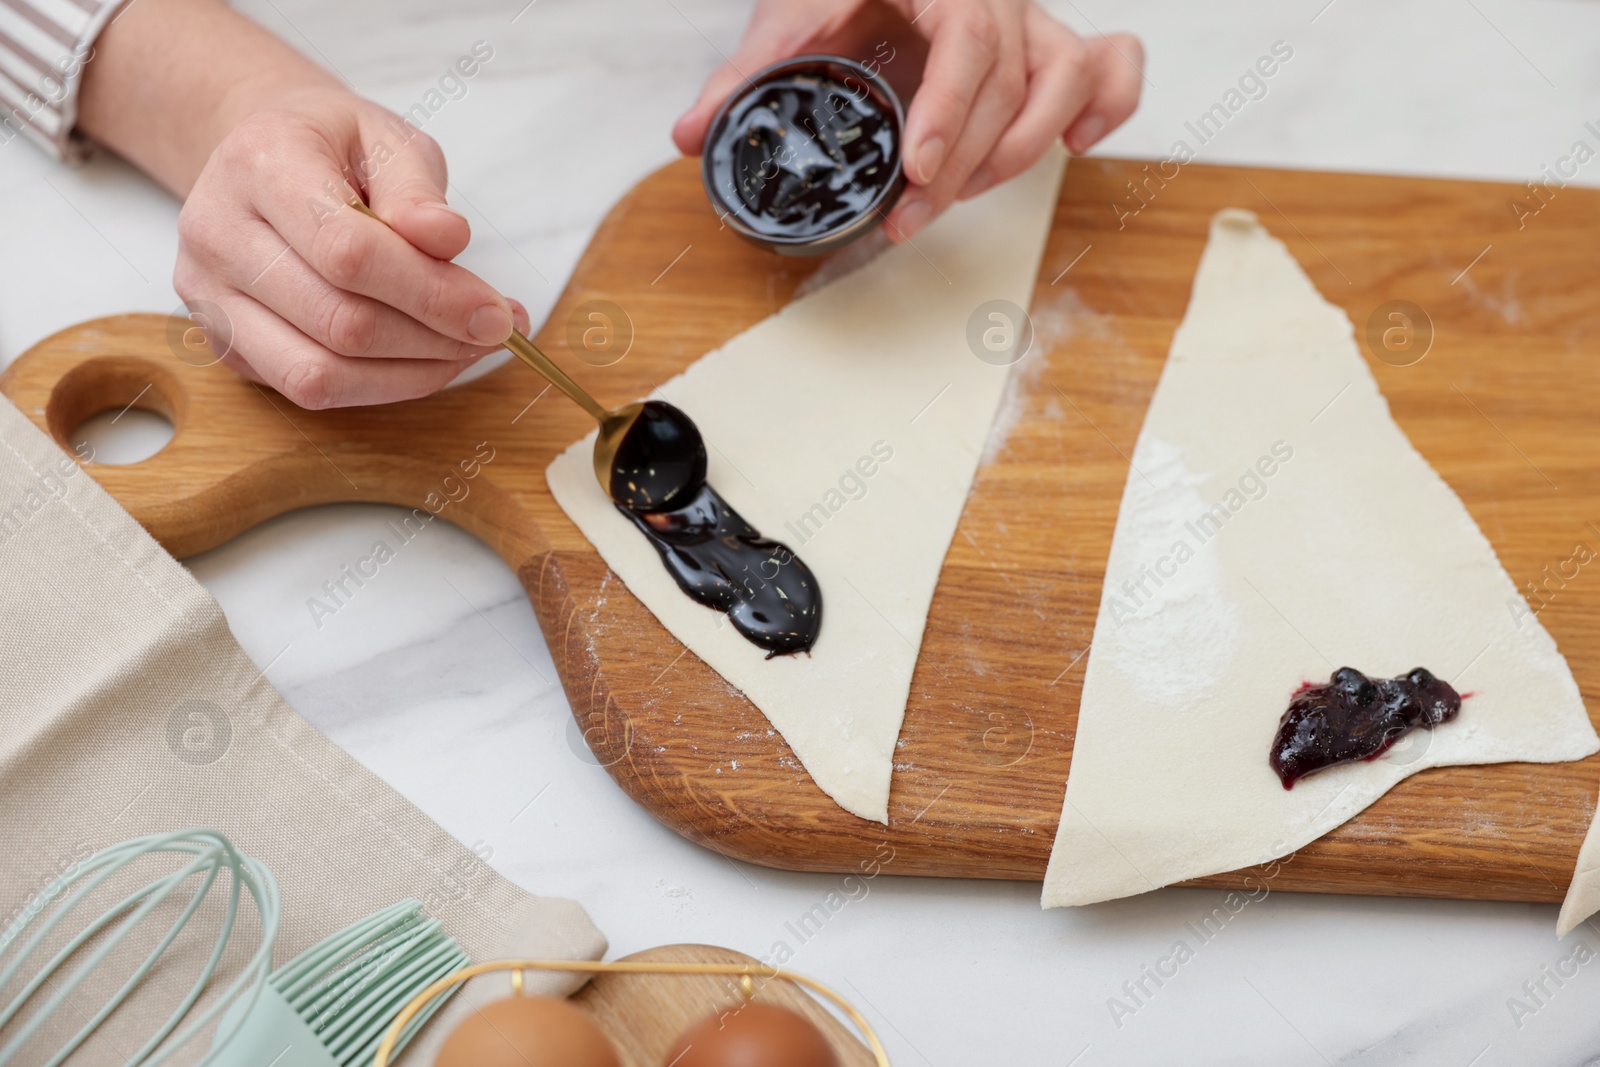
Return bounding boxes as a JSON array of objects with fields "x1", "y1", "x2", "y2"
[{"x1": 46, "y1": 356, "x2": 183, "y2": 466}]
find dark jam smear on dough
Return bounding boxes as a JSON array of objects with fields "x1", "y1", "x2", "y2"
[
  {"x1": 1269, "y1": 666, "x2": 1461, "y2": 789},
  {"x1": 620, "y1": 484, "x2": 822, "y2": 658},
  {"x1": 708, "y1": 72, "x2": 899, "y2": 240}
]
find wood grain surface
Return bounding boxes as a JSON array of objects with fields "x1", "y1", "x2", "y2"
[
  {"x1": 571, "y1": 944, "x2": 872, "y2": 1067},
  {"x1": 6, "y1": 157, "x2": 1600, "y2": 903}
]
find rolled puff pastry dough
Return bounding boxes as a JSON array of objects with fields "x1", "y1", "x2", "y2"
[
  {"x1": 1559, "y1": 800, "x2": 1600, "y2": 936},
  {"x1": 1042, "y1": 209, "x2": 1598, "y2": 907},
  {"x1": 547, "y1": 148, "x2": 1067, "y2": 822}
]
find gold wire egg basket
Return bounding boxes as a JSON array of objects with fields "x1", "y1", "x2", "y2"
[{"x1": 371, "y1": 957, "x2": 891, "y2": 1066}]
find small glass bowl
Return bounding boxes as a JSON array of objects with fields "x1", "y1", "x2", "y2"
[{"x1": 701, "y1": 54, "x2": 907, "y2": 257}]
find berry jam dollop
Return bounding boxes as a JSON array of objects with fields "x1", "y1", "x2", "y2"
[
  {"x1": 1268, "y1": 666, "x2": 1461, "y2": 789},
  {"x1": 622, "y1": 483, "x2": 821, "y2": 658}
]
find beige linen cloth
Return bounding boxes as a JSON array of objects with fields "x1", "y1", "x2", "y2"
[{"x1": 0, "y1": 394, "x2": 606, "y2": 1063}]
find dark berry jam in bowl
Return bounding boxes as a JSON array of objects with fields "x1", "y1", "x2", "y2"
[{"x1": 702, "y1": 55, "x2": 906, "y2": 256}]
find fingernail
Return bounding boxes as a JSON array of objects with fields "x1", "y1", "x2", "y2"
[
  {"x1": 509, "y1": 299, "x2": 530, "y2": 335},
  {"x1": 959, "y1": 166, "x2": 995, "y2": 200},
  {"x1": 1070, "y1": 115, "x2": 1106, "y2": 153},
  {"x1": 427, "y1": 203, "x2": 468, "y2": 226},
  {"x1": 896, "y1": 198, "x2": 932, "y2": 239},
  {"x1": 915, "y1": 136, "x2": 945, "y2": 184},
  {"x1": 671, "y1": 111, "x2": 702, "y2": 155},
  {"x1": 468, "y1": 302, "x2": 513, "y2": 344}
]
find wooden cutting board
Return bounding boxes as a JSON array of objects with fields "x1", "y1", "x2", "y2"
[{"x1": 7, "y1": 157, "x2": 1600, "y2": 903}]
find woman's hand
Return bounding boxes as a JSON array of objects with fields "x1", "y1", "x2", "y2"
[
  {"x1": 673, "y1": 0, "x2": 1144, "y2": 241},
  {"x1": 78, "y1": 0, "x2": 522, "y2": 409},
  {"x1": 174, "y1": 88, "x2": 526, "y2": 408}
]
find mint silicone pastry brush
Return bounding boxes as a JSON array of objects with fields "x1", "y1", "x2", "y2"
[{"x1": 208, "y1": 899, "x2": 469, "y2": 1067}]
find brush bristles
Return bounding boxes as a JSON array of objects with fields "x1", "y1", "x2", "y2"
[{"x1": 269, "y1": 900, "x2": 468, "y2": 1066}]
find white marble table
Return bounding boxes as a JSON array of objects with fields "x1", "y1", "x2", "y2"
[{"x1": 7, "y1": 0, "x2": 1600, "y2": 1061}]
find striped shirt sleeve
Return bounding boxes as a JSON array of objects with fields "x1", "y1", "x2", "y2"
[{"x1": 0, "y1": 0, "x2": 131, "y2": 161}]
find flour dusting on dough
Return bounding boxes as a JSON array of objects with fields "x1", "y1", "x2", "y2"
[{"x1": 1098, "y1": 435, "x2": 1238, "y2": 708}]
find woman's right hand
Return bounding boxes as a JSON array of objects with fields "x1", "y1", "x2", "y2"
[
  {"x1": 174, "y1": 86, "x2": 527, "y2": 409},
  {"x1": 78, "y1": 0, "x2": 524, "y2": 409}
]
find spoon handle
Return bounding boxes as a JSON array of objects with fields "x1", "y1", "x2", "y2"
[
  {"x1": 343, "y1": 195, "x2": 609, "y2": 426},
  {"x1": 502, "y1": 330, "x2": 608, "y2": 424}
]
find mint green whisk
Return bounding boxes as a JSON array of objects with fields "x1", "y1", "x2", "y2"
[
  {"x1": 0, "y1": 828, "x2": 279, "y2": 1066},
  {"x1": 0, "y1": 828, "x2": 468, "y2": 1067}
]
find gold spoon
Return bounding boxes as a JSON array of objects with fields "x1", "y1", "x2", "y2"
[{"x1": 344, "y1": 196, "x2": 705, "y2": 512}]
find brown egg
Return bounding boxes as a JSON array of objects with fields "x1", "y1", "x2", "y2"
[
  {"x1": 664, "y1": 1001, "x2": 840, "y2": 1067},
  {"x1": 435, "y1": 994, "x2": 621, "y2": 1067}
]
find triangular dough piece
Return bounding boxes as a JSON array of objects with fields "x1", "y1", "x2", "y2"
[
  {"x1": 1043, "y1": 209, "x2": 1598, "y2": 906},
  {"x1": 1559, "y1": 804, "x2": 1600, "y2": 935},
  {"x1": 548, "y1": 149, "x2": 1066, "y2": 821}
]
